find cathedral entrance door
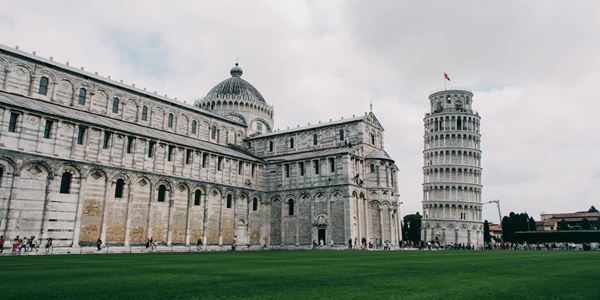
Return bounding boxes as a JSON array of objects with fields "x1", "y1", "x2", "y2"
[
  {"x1": 235, "y1": 219, "x2": 248, "y2": 246},
  {"x1": 318, "y1": 228, "x2": 326, "y2": 244}
]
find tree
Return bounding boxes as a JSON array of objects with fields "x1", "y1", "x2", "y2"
[
  {"x1": 528, "y1": 217, "x2": 536, "y2": 232},
  {"x1": 588, "y1": 206, "x2": 598, "y2": 213},
  {"x1": 501, "y1": 216, "x2": 514, "y2": 242},
  {"x1": 403, "y1": 213, "x2": 422, "y2": 242},
  {"x1": 581, "y1": 218, "x2": 591, "y2": 230},
  {"x1": 558, "y1": 219, "x2": 569, "y2": 231},
  {"x1": 483, "y1": 220, "x2": 491, "y2": 244}
]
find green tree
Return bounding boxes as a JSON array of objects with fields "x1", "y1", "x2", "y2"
[
  {"x1": 403, "y1": 213, "x2": 422, "y2": 242},
  {"x1": 588, "y1": 206, "x2": 598, "y2": 212},
  {"x1": 528, "y1": 217, "x2": 536, "y2": 231},
  {"x1": 558, "y1": 219, "x2": 569, "y2": 231},
  {"x1": 501, "y1": 216, "x2": 514, "y2": 242},
  {"x1": 581, "y1": 218, "x2": 591, "y2": 230},
  {"x1": 483, "y1": 220, "x2": 491, "y2": 244}
]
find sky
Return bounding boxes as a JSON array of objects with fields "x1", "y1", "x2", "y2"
[{"x1": 1, "y1": 0, "x2": 598, "y2": 223}]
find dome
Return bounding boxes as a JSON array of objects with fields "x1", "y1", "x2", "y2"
[{"x1": 205, "y1": 63, "x2": 266, "y2": 103}]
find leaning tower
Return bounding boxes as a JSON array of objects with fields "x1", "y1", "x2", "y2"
[{"x1": 421, "y1": 89, "x2": 483, "y2": 245}]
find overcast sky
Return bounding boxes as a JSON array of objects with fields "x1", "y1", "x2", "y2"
[{"x1": 1, "y1": 0, "x2": 598, "y2": 223}]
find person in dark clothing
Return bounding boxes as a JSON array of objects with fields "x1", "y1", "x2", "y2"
[
  {"x1": 348, "y1": 238, "x2": 353, "y2": 249},
  {"x1": 96, "y1": 238, "x2": 102, "y2": 251}
]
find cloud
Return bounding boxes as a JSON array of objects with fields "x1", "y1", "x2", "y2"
[{"x1": 1, "y1": 0, "x2": 599, "y2": 221}]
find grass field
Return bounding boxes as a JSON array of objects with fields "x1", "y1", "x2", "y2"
[{"x1": 1, "y1": 250, "x2": 598, "y2": 299}]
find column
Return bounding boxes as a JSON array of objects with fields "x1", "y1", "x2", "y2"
[
  {"x1": 280, "y1": 200, "x2": 285, "y2": 246},
  {"x1": 99, "y1": 178, "x2": 112, "y2": 243},
  {"x1": 184, "y1": 190, "x2": 192, "y2": 246},
  {"x1": 123, "y1": 181, "x2": 134, "y2": 246},
  {"x1": 71, "y1": 175, "x2": 87, "y2": 247},
  {"x1": 166, "y1": 189, "x2": 174, "y2": 246},
  {"x1": 379, "y1": 207, "x2": 384, "y2": 242}
]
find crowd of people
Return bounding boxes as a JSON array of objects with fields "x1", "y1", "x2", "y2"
[
  {"x1": 0, "y1": 235, "x2": 53, "y2": 255},
  {"x1": 1, "y1": 233, "x2": 596, "y2": 255}
]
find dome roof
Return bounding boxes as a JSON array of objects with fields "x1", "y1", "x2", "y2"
[{"x1": 205, "y1": 63, "x2": 266, "y2": 103}]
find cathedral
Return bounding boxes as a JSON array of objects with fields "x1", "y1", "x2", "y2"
[{"x1": 0, "y1": 44, "x2": 401, "y2": 250}]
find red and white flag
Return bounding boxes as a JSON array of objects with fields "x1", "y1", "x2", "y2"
[{"x1": 444, "y1": 73, "x2": 451, "y2": 81}]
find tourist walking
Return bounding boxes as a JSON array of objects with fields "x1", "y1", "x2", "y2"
[
  {"x1": 348, "y1": 238, "x2": 353, "y2": 249},
  {"x1": 0, "y1": 235, "x2": 4, "y2": 254},
  {"x1": 45, "y1": 238, "x2": 53, "y2": 254},
  {"x1": 96, "y1": 238, "x2": 102, "y2": 251}
]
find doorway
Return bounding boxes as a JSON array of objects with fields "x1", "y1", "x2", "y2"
[{"x1": 318, "y1": 228, "x2": 326, "y2": 244}]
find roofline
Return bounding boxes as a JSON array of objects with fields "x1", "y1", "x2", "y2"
[
  {"x1": 248, "y1": 114, "x2": 369, "y2": 139},
  {"x1": 0, "y1": 44, "x2": 246, "y2": 127},
  {"x1": 0, "y1": 91, "x2": 263, "y2": 163}
]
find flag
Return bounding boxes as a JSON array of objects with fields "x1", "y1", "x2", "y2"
[{"x1": 444, "y1": 73, "x2": 451, "y2": 81}]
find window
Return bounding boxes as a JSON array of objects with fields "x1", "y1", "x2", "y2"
[
  {"x1": 157, "y1": 185, "x2": 167, "y2": 202},
  {"x1": 194, "y1": 190, "x2": 202, "y2": 206},
  {"x1": 339, "y1": 129, "x2": 345, "y2": 141},
  {"x1": 38, "y1": 76, "x2": 49, "y2": 95},
  {"x1": 238, "y1": 161, "x2": 243, "y2": 175},
  {"x1": 78, "y1": 88, "x2": 87, "y2": 105},
  {"x1": 77, "y1": 126, "x2": 87, "y2": 145},
  {"x1": 8, "y1": 112, "x2": 19, "y2": 133},
  {"x1": 141, "y1": 106, "x2": 148, "y2": 121},
  {"x1": 370, "y1": 164, "x2": 375, "y2": 173},
  {"x1": 370, "y1": 133, "x2": 375, "y2": 145},
  {"x1": 252, "y1": 198, "x2": 258, "y2": 211},
  {"x1": 269, "y1": 140, "x2": 273, "y2": 152},
  {"x1": 186, "y1": 149, "x2": 192, "y2": 164},
  {"x1": 288, "y1": 199, "x2": 294, "y2": 216},
  {"x1": 167, "y1": 145, "x2": 174, "y2": 161},
  {"x1": 103, "y1": 131, "x2": 112, "y2": 149},
  {"x1": 313, "y1": 133, "x2": 318, "y2": 145},
  {"x1": 289, "y1": 137, "x2": 294, "y2": 149},
  {"x1": 43, "y1": 120, "x2": 53, "y2": 139},
  {"x1": 114, "y1": 179, "x2": 125, "y2": 198},
  {"x1": 167, "y1": 113, "x2": 174, "y2": 128},
  {"x1": 251, "y1": 164, "x2": 256, "y2": 177},
  {"x1": 148, "y1": 141, "x2": 155, "y2": 158},
  {"x1": 313, "y1": 160, "x2": 319, "y2": 175},
  {"x1": 202, "y1": 153, "x2": 209, "y2": 168},
  {"x1": 226, "y1": 194, "x2": 232, "y2": 208},
  {"x1": 211, "y1": 126, "x2": 217, "y2": 139},
  {"x1": 59, "y1": 172, "x2": 72, "y2": 194},
  {"x1": 217, "y1": 157, "x2": 223, "y2": 171},
  {"x1": 299, "y1": 162, "x2": 305, "y2": 176},
  {"x1": 112, "y1": 98, "x2": 119, "y2": 113},
  {"x1": 284, "y1": 164, "x2": 290, "y2": 178},
  {"x1": 126, "y1": 136, "x2": 134, "y2": 154},
  {"x1": 191, "y1": 120, "x2": 197, "y2": 134},
  {"x1": 329, "y1": 157, "x2": 335, "y2": 173}
]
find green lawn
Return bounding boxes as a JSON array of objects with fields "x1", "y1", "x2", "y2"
[{"x1": 0, "y1": 250, "x2": 598, "y2": 299}]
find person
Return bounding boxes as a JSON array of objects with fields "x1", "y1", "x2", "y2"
[
  {"x1": 196, "y1": 238, "x2": 203, "y2": 251},
  {"x1": 348, "y1": 238, "x2": 353, "y2": 249},
  {"x1": 319, "y1": 239, "x2": 324, "y2": 247},
  {"x1": 20, "y1": 236, "x2": 28, "y2": 253},
  {"x1": 312, "y1": 240, "x2": 318, "y2": 249},
  {"x1": 149, "y1": 237, "x2": 154, "y2": 251},
  {"x1": 30, "y1": 236, "x2": 38, "y2": 252},
  {"x1": 0, "y1": 235, "x2": 4, "y2": 254},
  {"x1": 45, "y1": 238, "x2": 53, "y2": 254},
  {"x1": 232, "y1": 235, "x2": 237, "y2": 251},
  {"x1": 145, "y1": 238, "x2": 150, "y2": 250},
  {"x1": 329, "y1": 240, "x2": 334, "y2": 248},
  {"x1": 12, "y1": 236, "x2": 20, "y2": 254},
  {"x1": 96, "y1": 238, "x2": 102, "y2": 251}
]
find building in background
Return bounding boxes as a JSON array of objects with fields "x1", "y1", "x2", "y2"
[
  {"x1": 0, "y1": 44, "x2": 400, "y2": 250},
  {"x1": 539, "y1": 209, "x2": 600, "y2": 231},
  {"x1": 421, "y1": 89, "x2": 483, "y2": 245}
]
